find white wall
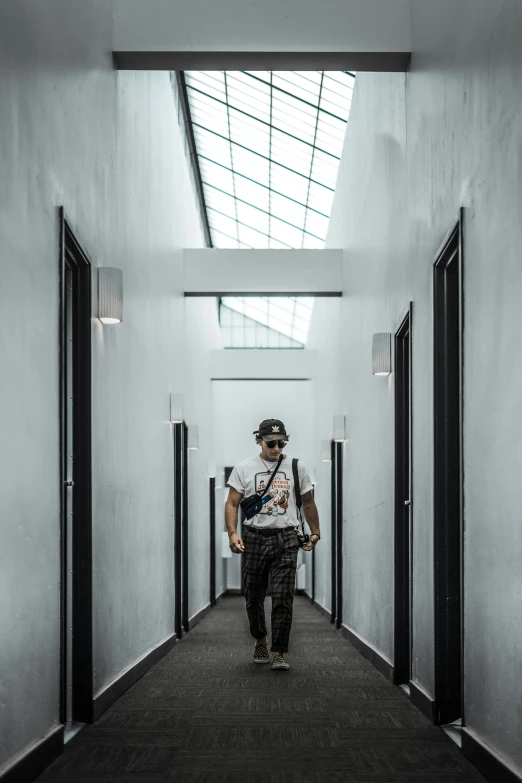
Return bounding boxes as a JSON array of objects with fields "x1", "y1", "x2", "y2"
[
  {"x1": 327, "y1": 70, "x2": 407, "y2": 666},
  {"x1": 183, "y1": 249, "x2": 342, "y2": 295},
  {"x1": 409, "y1": 2, "x2": 522, "y2": 772},
  {"x1": 327, "y1": 0, "x2": 522, "y2": 774},
  {"x1": 207, "y1": 348, "x2": 317, "y2": 380},
  {"x1": 305, "y1": 298, "x2": 342, "y2": 609},
  {"x1": 113, "y1": 0, "x2": 411, "y2": 52},
  {"x1": 184, "y1": 298, "x2": 224, "y2": 616},
  {"x1": 0, "y1": 0, "x2": 204, "y2": 773}
]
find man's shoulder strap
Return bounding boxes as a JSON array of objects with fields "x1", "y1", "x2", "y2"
[{"x1": 292, "y1": 458, "x2": 302, "y2": 508}]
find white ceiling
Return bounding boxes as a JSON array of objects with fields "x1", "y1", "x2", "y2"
[{"x1": 113, "y1": 0, "x2": 411, "y2": 53}]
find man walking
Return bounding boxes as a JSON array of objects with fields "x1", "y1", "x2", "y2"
[{"x1": 225, "y1": 419, "x2": 321, "y2": 671}]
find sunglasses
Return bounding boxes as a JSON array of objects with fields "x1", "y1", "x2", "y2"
[{"x1": 263, "y1": 439, "x2": 288, "y2": 449}]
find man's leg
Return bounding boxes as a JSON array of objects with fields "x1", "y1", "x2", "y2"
[
  {"x1": 269, "y1": 532, "x2": 299, "y2": 655},
  {"x1": 243, "y1": 531, "x2": 271, "y2": 642}
]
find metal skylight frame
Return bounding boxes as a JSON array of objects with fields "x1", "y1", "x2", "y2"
[
  {"x1": 179, "y1": 69, "x2": 354, "y2": 347},
  {"x1": 221, "y1": 295, "x2": 315, "y2": 346},
  {"x1": 183, "y1": 70, "x2": 355, "y2": 250}
]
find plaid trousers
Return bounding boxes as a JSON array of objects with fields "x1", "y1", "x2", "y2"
[{"x1": 242, "y1": 526, "x2": 299, "y2": 654}]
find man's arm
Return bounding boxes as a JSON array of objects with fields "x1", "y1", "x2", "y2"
[
  {"x1": 225, "y1": 487, "x2": 245, "y2": 554},
  {"x1": 301, "y1": 490, "x2": 320, "y2": 550}
]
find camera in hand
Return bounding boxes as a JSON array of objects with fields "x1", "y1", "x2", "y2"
[{"x1": 296, "y1": 530, "x2": 310, "y2": 547}]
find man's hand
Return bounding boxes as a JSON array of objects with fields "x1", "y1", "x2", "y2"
[
  {"x1": 301, "y1": 533, "x2": 320, "y2": 552},
  {"x1": 229, "y1": 533, "x2": 245, "y2": 554}
]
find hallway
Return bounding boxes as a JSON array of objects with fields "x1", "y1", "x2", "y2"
[{"x1": 37, "y1": 597, "x2": 485, "y2": 782}]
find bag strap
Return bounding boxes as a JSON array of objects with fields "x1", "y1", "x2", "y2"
[
  {"x1": 292, "y1": 458, "x2": 302, "y2": 508},
  {"x1": 259, "y1": 454, "x2": 284, "y2": 496}
]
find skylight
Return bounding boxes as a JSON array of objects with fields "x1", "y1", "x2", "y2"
[
  {"x1": 219, "y1": 303, "x2": 305, "y2": 349},
  {"x1": 184, "y1": 70, "x2": 354, "y2": 249},
  {"x1": 221, "y1": 296, "x2": 314, "y2": 346},
  {"x1": 182, "y1": 69, "x2": 354, "y2": 348}
]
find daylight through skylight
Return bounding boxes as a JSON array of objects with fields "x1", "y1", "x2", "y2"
[
  {"x1": 184, "y1": 70, "x2": 355, "y2": 250},
  {"x1": 182, "y1": 69, "x2": 355, "y2": 347},
  {"x1": 221, "y1": 296, "x2": 315, "y2": 345}
]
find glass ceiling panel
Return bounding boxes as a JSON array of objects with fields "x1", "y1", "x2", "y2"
[
  {"x1": 185, "y1": 69, "x2": 355, "y2": 250},
  {"x1": 221, "y1": 296, "x2": 316, "y2": 345},
  {"x1": 184, "y1": 69, "x2": 355, "y2": 342}
]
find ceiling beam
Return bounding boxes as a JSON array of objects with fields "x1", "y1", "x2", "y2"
[
  {"x1": 184, "y1": 292, "x2": 342, "y2": 297},
  {"x1": 113, "y1": 51, "x2": 411, "y2": 72}
]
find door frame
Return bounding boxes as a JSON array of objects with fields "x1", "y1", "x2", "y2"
[
  {"x1": 310, "y1": 485, "x2": 316, "y2": 604},
  {"x1": 433, "y1": 212, "x2": 464, "y2": 725},
  {"x1": 330, "y1": 440, "x2": 337, "y2": 624},
  {"x1": 393, "y1": 304, "x2": 413, "y2": 685},
  {"x1": 174, "y1": 422, "x2": 183, "y2": 639},
  {"x1": 182, "y1": 422, "x2": 190, "y2": 632},
  {"x1": 59, "y1": 208, "x2": 94, "y2": 723},
  {"x1": 209, "y1": 476, "x2": 216, "y2": 607},
  {"x1": 334, "y1": 441, "x2": 344, "y2": 630}
]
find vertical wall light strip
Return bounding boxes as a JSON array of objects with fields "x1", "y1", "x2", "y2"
[{"x1": 98, "y1": 267, "x2": 123, "y2": 325}]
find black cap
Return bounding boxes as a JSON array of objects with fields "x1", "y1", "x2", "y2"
[{"x1": 255, "y1": 419, "x2": 289, "y2": 439}]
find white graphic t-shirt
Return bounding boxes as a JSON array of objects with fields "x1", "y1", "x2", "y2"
[{"x1": 227, "y1": 454, "x2": 313, "y2": 529}]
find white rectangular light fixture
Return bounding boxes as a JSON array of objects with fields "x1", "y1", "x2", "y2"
[
  {"x1": 372, "y1": 333, "x2": 392, "y2": 376},
  {"x1": 321, "y1": 439, "x2": 331, "y2": 462},
  {"x1": 98, "y1": 267, "x2": 123, "y2": 324}
]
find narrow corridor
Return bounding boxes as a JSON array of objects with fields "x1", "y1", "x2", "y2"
[{"x1": 36, "y1": 597, "x2": 485, "y2": 782}]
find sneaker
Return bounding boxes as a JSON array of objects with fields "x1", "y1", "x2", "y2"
[
  {"x1": 253, "y1": 643, "x2": 270, "y2": 664},
  {"x1": 271, "y1": 654, "x2": 290, "y2": 671}
]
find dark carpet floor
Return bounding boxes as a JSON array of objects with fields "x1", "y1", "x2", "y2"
[{"x1": 37, "y1": 595, "x2": 486, "y2": 782}]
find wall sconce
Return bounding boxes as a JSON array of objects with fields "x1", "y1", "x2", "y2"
[
  {"x1": 98, "y1": 267, "x2": 123, "y2": 324},
  {"x1": 188, "y1": 425, "x2": 199, "y2": 451},
  {"x1": 333, "y1": 414, "x2": 346, "y2": 443},
  {"x1": 372, "y1": 333, "x2": 392, "y2": 376},
  {"x1": 207, "y1": 459, "x2": 216, "y2": 478}
]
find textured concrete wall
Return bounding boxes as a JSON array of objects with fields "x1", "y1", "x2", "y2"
[
  {"x1": 328, "y1": 0, "x2": 522, "y2": 774},
  {"x1": 0, "y1": 0, "x2": 203, "y2": 772}
]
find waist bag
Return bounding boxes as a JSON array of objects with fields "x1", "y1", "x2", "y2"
[{"x1": 240, "y1": 454, "x2": 284, "y2": 520}]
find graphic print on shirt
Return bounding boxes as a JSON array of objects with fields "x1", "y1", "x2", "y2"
[{"x1": 255, "y1": 470, "x2": 290, "y2": 517}]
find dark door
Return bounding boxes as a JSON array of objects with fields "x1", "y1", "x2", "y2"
[
  {"x1": 433, "y1": 217, "x2": 464, "y2": 725},
  {"x1": 60, "y1": 209, "x2": 93, "y2": 725},
  {"x1": 209, "y1": 477, "x2": 216, "y2": 607},
  {"x1": 311, "y1": 485, "x2": 316, "y2": 604},
  {"x1": 174, "y1": 422, "x2": 183, "y2": 639},
  {"x1": 330, "y1": 440, "x2": 337, "y2": 624},
  {"x1": 334, "y1": 441, "x2": 344, "y2": 630},
  {"x1": 394, "y1": 306, "x2": 413, "y2": 686},
  {"x1": 330, "y1": 440, "x2": 343, "y2": 628},
  {"x1": 182, "y1": 422, "x2": 190, "y2": 632},
  {"x1": 174, "y1": 422, "x2": 190, "y2": 636}
]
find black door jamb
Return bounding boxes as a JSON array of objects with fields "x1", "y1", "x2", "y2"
[
  {"x1": 433, "y1": 212, "x2": 464, "y2": 725},
  {"x1": 59, "y1": 208, "x2": 94, "y2": 724}
]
